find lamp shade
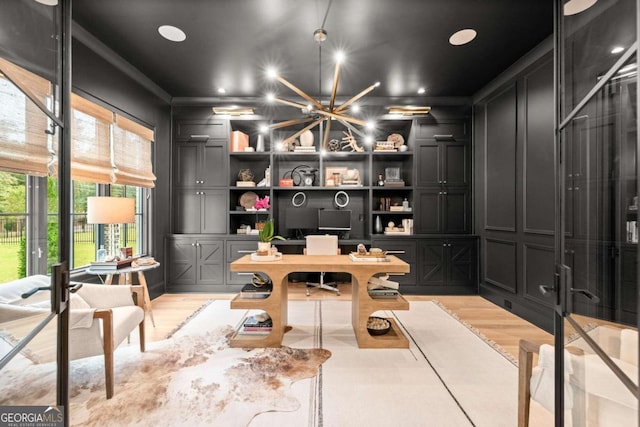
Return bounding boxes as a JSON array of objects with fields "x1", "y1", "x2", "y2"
[{"x1": 87, "y1": 197, "x2": 135, "y2": 224}]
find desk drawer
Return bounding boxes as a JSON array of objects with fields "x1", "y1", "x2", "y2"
[{"x1": 226, "y1": 240, "x2": 258, "y2": 262}]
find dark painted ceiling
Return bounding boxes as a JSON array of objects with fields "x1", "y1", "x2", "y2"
[{"x1": 73, "y1": 0, "x2": 553, "y2": 100}]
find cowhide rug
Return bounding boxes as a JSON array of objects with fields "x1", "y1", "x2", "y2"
[{"x1": 0, "y1": 325, "x2": 331, "y2": 426}]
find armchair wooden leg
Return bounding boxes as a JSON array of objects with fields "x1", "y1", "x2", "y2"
[
  {"x1": 518, "y1": 339, "x2": 537, "y2": 427},
  {"x1": 139, "y1": 319, "x2": 146, "y2": 353},
  {"x1": 96, "y1": 310, "x2": 115, "y2": 399}
]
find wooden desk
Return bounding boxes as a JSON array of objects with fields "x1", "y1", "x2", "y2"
[
  {"x1": 86, "y1": 262, "x2": 159, "y2": 327},
  {"x1": 229, "y1": 254, "x2": 410, "y2": 349}
]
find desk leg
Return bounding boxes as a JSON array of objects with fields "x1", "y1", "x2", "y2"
[
  {"x1": 105, "y1": 274, "x2": 114, "y2": 285},
  {"x1": 137, "y1": 271, "x2": 155, "y2": 327}
]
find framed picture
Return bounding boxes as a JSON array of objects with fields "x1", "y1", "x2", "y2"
[{"x1": 324, "y1": 166, "x2": 348, "y2": 187}]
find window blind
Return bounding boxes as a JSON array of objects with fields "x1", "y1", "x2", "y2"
[
  {"x1": 69, "y1": 94, "x2": 114, "y2": 183},
  {"x1": 0, "y1": 73, "x2": 52, "y2": 176},
  {"x1": 112, "y1": 114, "x2": 156, "y2": 188}
]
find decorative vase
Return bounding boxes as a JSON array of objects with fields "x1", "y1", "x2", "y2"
[
  {"x1": 257, "y1": 241, "x2": 271, "y2": 256},
  {"x1": 300, "y1": 130, "x2": 314, "y2": 147},
  {"x1": 374, "y1": 215, "x2": 383, "y2": 234},
  {"x1": 256, "y1": 134, "x2": 265, "y2": 152}
]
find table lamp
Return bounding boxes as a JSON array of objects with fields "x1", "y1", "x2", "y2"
[{"x1": 87, "y1": 196, "x2": 135, "y2": 259}]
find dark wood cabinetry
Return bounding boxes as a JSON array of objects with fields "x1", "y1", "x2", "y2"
[
  {"x1": 174, "y1": 188, "x2": 227, "y2": 234},
  {"x1": 416, "y1": 238, "x2": 477, "y2": 294},
  {"x1": 414, "y1": 116, "x2": 471, "y2": 234},
  {"x1": 174, "y1": 140, "x2": 227, "y2": 188},
  {"x1": 166, "y1": 236, "x2": 225, "y2": 292},
  {"x1": 169, "y1": 107, "x2": 477, "y2": 294},
  {"x1": 173, "y1": 119, "x2": 228, "y2": 234}
]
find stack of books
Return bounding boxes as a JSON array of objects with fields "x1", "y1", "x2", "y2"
[
  {"x1": 240, "y1": 315, "x2": 273, "y2": 334},
  {"x1": 367, "y1": 275, "x2": 399, "y2": 299},
  {"x1": 89, "y1": 258, "x2": 133, "y2": 272},
  {"x1": 240, "y1": 283, "x2": 272, "y2": 299},
  {"x1": 293, "y1": 146, "x2": 316, "y2": 153}
]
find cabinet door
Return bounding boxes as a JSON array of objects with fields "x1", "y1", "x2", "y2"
[
  {"x1": 201, "y1": 189, "x2": 227, "y2": 234},
  {"x1": 442, "y1": 142, "x2": 469, "y2": 186},
  {"x1": 196, "y1": 239, "x2": 224, "y2": 285},
  {"x1": 417, "y1": 240, "x2": 446, "y2": 286},
  {"x1": 166, "y1": 238, "x2": 197, "y2": 285},
  {"x1": 201, "y1": 140, "x2": 227, "y2": 187},
  {"x1": 174, "y1": 189, "x2": 202, "y2": 233},
  {"x1": 175, "y1": 119, "x2": 229, "y2": 140},
  {"x1": 442, "y1": 187, "x2": 470, "y2": 233},
  {"x1": 447, "y1": 239, "x2": 477, "y2": 288},
  {"x1": 416, "y1": 142, "x2": 441, "y2": 186},
  {"x1": 415, "y1": 189, "x2": 442, "y2": 233},
  {"x1": 174, "y1": 143, "x2": 200, "y2": 187}
]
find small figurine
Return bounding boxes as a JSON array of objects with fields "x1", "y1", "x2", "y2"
[
  {"x1": 254, "y1": 196, "x2": 270, "y2": 210},
  {"x1": 357, "y1": 243, "x2": 367, "y2": 255}
]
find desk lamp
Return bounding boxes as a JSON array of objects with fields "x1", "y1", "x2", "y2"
[{"x1": 87, "y1": 196, "x2": 135, "y2": 259}]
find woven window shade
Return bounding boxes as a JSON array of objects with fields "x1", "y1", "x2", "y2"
[
  {"x1": 69, "y1": 94, "x2": 114, "y2": 183},
  {"x1": 0, "y1": 56, "x2": 52, "y2": 113},
  {"x1": 0, "y1": 75, "x2": 52, "y2": 176},
  {"x1": 112, "y1": 114, "x2": 156, "y2": 188}
]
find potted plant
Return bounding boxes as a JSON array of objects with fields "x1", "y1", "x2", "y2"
[{"x1": 257, "y1": 219, "x2": 285, "y2": 255}]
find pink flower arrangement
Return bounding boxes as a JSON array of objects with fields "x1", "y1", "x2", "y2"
[{"x1": 254, "y1": 195, "x2": 270, "y2": 210}]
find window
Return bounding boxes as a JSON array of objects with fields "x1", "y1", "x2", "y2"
[{"x1": 0, "y1": 58, "x2": 156, "y2": 277}]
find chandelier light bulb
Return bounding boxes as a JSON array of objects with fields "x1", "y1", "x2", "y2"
[
  {"x1": 335, "y1": 51, "x2": 346, "y2": 64},
  {"x1": 266, "y1": 93, "x2": 275, "y2": 102},
  {"x1": 365, "y1": 121, "x2": 376, "y2": 130},
  {"x1": 259, "y1": 125, "x2": 269, "y2": 133},
  {"x1": 266, "y1": 67, "x2": 278, "y2": 79},
  {"x1": 374, "y1": 82, "x2": 381, "y2": 88}
]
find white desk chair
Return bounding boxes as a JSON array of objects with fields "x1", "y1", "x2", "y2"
[{"x1": 304, "y1": 235, "x2": 340, "y2": 296}]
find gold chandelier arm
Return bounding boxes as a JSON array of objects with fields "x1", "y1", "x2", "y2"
[
  {"x1": 335, "y1": 82, "x2": 380, "y2": 113},
  {"x1": 329, "y1": 61, "x2": 341, "y2": 110},
  {"x1": 322, "y1": 118, "x2": 333, "y2": 150},
  {"x1": 311, "y1": 109, "x2": 366, "y2": 126},
  {"x1": 270, "y1": 117, "x2": 315, "y2": 130},
  {"x1": 282, "y1": 118, "x2": 324, "y2": 146},
  {"x1": 337, "y1": 119, "x2": 366, "y2": 138},
  {"x1": 275, "y1": 75, "x2": 325, "y2": 110},
  {"x1": 272, "y1": 96, "x2": 312, "y2": 110}
]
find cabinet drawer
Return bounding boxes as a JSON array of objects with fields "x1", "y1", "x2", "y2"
[
  {"x1": 227, "y1": 270, "x2": 256, "y2": 285},
  {"x1": 175, "y1": 119, "x2": 229, "y2": 140},
  {"x1": 371, "y1": 239, "x2": 417, "y2": 285},
  {"x1": 226, "y1": 240, "x2": 258, "y2": 262},
  {"x1": 416, "y1": 120, "x2": 468, "y2": 140}
]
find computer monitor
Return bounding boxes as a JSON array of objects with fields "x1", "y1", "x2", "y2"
[
  {"x1": 285, "y1": 207, "x2": 318, "y2": 238},
  {"x1": 318, "y1": 209, "x2": 351, "y2": 231}
]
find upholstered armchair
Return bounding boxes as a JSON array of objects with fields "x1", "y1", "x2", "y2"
[
  {"x1": 518, "y1": 326, "x2": 638, "y2": 427},
  {"x1": 70, "y1": 283, "x2": 146, "y2": 399},
  {"x1": 0, "y1": 276, "x2": 146, "y2": 399}
]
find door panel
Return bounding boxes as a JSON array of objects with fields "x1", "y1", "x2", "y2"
[
  {"x1": 416, "y1": 143, "x2": 440, "y2": 186},
  {"x1": 556, "y1": 3, "x2": 638, "y2": 425}
]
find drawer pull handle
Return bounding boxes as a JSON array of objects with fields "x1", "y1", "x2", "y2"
[
  {"x1": 386, "y1": 250, "x2": 405, "y2": 254},
  {"x1": 434, "y1": 134, "x2": 454, "y2": 140},
  {"x1": 237, "y1": 250, "x2": 254, "y2": 254}
]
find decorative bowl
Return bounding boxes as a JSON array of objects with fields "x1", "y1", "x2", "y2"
[{"x1": 367, "y1": 316, "x2": 390, "y2": 335}]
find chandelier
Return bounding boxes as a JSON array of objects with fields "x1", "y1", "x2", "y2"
[{"x1": 266, "y1": 27, "x2": 380, "y2": 150}]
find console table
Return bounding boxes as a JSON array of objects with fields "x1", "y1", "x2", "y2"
[{"x1": 229, "y1": 254, "x2": 410, "y2": 349}]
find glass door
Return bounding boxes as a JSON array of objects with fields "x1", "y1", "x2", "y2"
[
  {"x1": 0, "y1": 0, "x2": 70, "y2": 424},
  {"x1": 555, "y1": 0, "x2": 638, "y2": 425}
]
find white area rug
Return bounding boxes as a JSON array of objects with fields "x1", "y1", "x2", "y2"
[
  {"x1": 250, "y1": 300, "x2": 519, "y2": 427},
  {"x1": 0, "y1": 300, "x2": 520, "y2": 427}
]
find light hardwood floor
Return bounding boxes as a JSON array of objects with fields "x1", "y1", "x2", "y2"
[{"x1": 145, "y1": 282, "x2": 555, "y2": 361}]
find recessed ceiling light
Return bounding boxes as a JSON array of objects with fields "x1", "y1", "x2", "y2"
[
  {"x1": 158, "y1": 25, "x2": 186, "y2": 42},
  {"x1": 33, "y1": 0, "x2": 58, "y2": 5},
  {"x1": 217, "y1": 87, "x2": 226, "y2": 94},
  {"x1": 564, "y1": 0, "x2": 598, "y2": 16},
  {"x1": 449, "y1": 29, "x2": 477, "y2": 46},
  {"x1": 417, "y1": 87, "x2": 426, "y2": 94},
  {"x1": 611, "y1": 46, "x2": 625, "y2": 54}
]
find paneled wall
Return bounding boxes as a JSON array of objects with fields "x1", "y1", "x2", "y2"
[{"x1": 474, "y1": 50, "x2": 555, "y2": 331}]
